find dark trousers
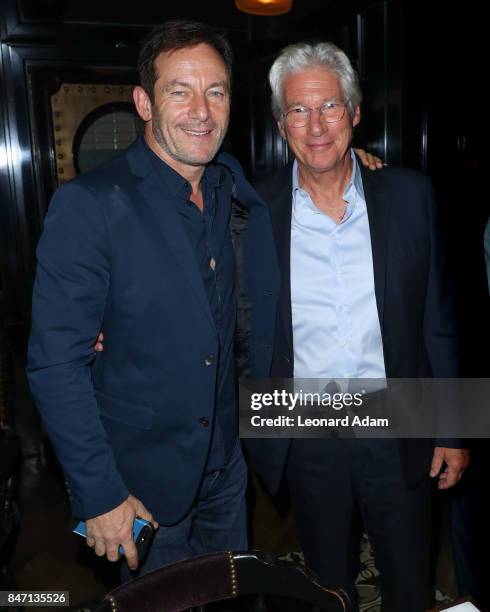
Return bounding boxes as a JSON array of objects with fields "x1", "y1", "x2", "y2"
[
  {"x1": 122, "y1": 439, "x2": 248, "y2": 581},
  {"x1": 451, "y1": 440, "x2": 489, "y2": 611},
  {"x1": 286, "y1": 437, "x2": 432, "y2": 612}
]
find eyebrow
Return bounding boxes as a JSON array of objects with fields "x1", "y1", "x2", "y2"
[
  {"x1": 162, "y1": 79, "x2": 230, "y2": 93},
  {"x1": 285, "y1": 97, "x2": 342, "y2": 108},
  {"x1": 209, "y1": 80, "x2": 230, "y2": 92},
  {"x1": 161, "y1": 80, "x2": 191, "y2": 92}
]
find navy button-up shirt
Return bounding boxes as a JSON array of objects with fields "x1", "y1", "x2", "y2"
[{"x1": 143, "y1": 140, "x2": 237, "y2": 471}]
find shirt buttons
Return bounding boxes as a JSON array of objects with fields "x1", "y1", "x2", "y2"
[
  {"x1": 199, "y1": 417, "x2": 210, "y2": 427},
  {"x1": 204, "y1": 355, "x2": 215, "y2": 367}
]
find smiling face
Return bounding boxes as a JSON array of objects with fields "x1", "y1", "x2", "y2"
[
  {"x1": 133, "y1": 43, "x2": 230, "y2": 175},
  {"x1": 277, "y1": 66, "x2": 360, "y2": 177}
]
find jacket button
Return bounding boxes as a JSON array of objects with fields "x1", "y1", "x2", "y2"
[
  {"x1": 204, "y1": 355, "x2": 214, "y2": 367},
  {"x1": 199, "y1": 417, "x2": 209, "y2": 427},
  {"x1": 64, "y1": 480, "x2": 72, "y2": 496},
  {"x1": 285, "y1": 356, "x2": 291, "y2": 363}
]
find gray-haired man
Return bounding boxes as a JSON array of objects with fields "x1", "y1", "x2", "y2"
[{"x1": 245, "y1": 42, "x2": 469, "y2": 611}]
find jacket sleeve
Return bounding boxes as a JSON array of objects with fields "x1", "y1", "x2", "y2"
[
  {"x1": 422, "y1": 177, "x2": 463, "y2": 447},
  {"x1": 27, "y1": 181, "x2": 130, "y2": 518}
]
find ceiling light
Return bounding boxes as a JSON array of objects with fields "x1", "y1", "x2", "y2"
[{"x1": 235, "y1": 0, "x2": 293, "y2": 17}]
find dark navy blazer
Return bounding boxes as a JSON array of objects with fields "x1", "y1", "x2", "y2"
[{"x1": 27, "y1": 138, "x2": 279, "y2": 523}]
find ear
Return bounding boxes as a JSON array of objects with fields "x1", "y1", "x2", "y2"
[
  {"x1": 352, "y1": 105, "x2": 361, "y2": 128},
  {"x1": 276, "y1": 118, "x2": 287, "y2": 140},
  {"x1": 133, "y1": 86, "x2": 153, "y2": 122}
]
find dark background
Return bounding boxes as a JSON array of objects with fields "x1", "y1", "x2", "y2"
[{"x1": 0, "y1": 0, "x2": 487, "y2": 538}]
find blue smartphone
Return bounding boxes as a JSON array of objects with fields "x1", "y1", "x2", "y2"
[{"x1": 73, "y1": 517, "x2": 154, "y2": 560}]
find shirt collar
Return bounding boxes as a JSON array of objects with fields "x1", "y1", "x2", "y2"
[
  {"x1": 345, "y1": 148, "x2": 365, "y2": 204},
  {"x1": 141, "y1": 136, "x2": 222, "y2": 198},
  {"x1": 292, "y1": 158, "x2": 302, "y2": 194}
]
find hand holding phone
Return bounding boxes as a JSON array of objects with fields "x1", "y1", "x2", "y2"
[
  {"x1": 73, "y1": 495, "x2": 157, "y2": 570},
  {"x1": 73, "y1": 517, "x2": 155, "y2": 561}
]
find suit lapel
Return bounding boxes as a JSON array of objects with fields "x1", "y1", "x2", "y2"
[
  {"x1": 126, "y1": 140, "x2": 215, "y2": 330},
  {"x1": 358, "y1": 161, "x2": 391, "y2": 333},
  {"x1": 267, "y1": 165, "x2": 294, "y2": 360}
]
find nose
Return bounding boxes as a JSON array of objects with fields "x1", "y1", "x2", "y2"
[
  {"x1": 188, "y1": 92, "x2": 210, "y2": 122},
  {"x1": 307, "y1": 108, "x2": 327, "y2": 136}
]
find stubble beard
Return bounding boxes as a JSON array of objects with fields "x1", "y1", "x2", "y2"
[{"x1": 151, "y1": 109, "x2": 226, "y2": 167}]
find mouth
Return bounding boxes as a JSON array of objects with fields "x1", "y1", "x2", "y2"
[
  {"x1": 307, "y1": 141, "x2": 334, "y2": 148},
  {"x1": 180, "y1": 127, "x2": 214, "y2": 138}
]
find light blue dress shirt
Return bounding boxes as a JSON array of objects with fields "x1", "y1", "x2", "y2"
[{"x1": 290, "y1": 150, "x2": 386, "y2": 384}]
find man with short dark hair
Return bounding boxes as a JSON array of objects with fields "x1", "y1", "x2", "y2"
[{"x1": 27, "y1": 19, "x2": 279, "y2": 576}]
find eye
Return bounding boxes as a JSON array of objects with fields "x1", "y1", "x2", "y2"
[
  {"x1": 208, "y1": 89, "x2": 227, "y2": 99},
  {"x1": 289, "y1": 106, "x2": 308, "y2": 115},
  {"x1": 323, "y1": 101, "x2": 339, "y2": 110},
  {"x1": 170, "y1": 90, "x2": 188, "y2": 98}
]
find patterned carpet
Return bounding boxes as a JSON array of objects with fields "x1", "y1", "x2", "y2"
[{"x1": 281, "y1": 533, "x2": 453, "y2": 611}]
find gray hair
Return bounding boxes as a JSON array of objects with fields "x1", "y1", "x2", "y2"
[{"x1": 269, "y1": 42, "x2": 362, "y2": 120}]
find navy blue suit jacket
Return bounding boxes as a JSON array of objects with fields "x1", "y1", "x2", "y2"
[
  {"x1": 27, "y1": 138, "x2": 279, "y2": 523},
  {"x1": 246, "y1": 159, "x2": 461, "y2": 493}
]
